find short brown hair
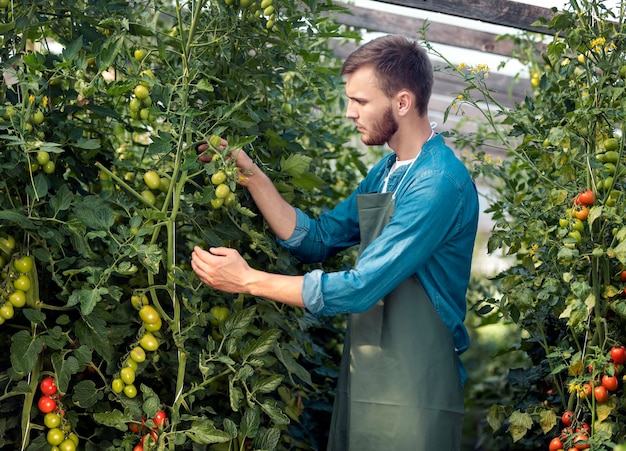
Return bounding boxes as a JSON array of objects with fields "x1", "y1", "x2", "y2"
[{"x1": 341, "y1": 35, "x2": 433, "y2": 117}]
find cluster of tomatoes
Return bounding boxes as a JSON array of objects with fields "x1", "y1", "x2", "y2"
[
  {"x1": 223, "y1": 0, "x2": 278, "y2": 29},
  {"x1": 38, "y1": 376, "x2": 80, "y2": 451},
  {"x1": 128, "y1": 69, "x2": 155, "y2": 125},
  {"x1": 140, "y1": 169, "x2": 170, "y2": 207},
  {"x1": 206, "y1": 135, "x2": 238, "y2": 211},
  {"x1": 111, "y1": 294, "x2": 161, "y2": 399},
  {"x1": 563, "y1": 188, "x2": 595, "y2": 244},
  {"x1": 128, "y1": 409, "x2": 167, "y2": 451},
  {"x1": 0, "y1": 235, "x2": 35, "y2": 324},
  {"x1": 548, "y1": 346, "x2": 626, "y2": 450}
]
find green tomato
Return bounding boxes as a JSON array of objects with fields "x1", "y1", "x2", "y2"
[
  {"x1": 44, "y1": 412, "x2": 62, "y2": 429},
  {"x1": 143, "y1": 171, "x2": 161, "y2": 190},
  {"x1": 214, "y1": 183, "x2": 231, "y2": 199},
  {"x1": 134, "y1": 48, "x2": 147, "y2": 61},
  {"x1": 144, "y1": 317, "x2": 162, "y2": 332},
  {"x1": 139, "y1": 305, "x2": 160, "y2": 324},
  {"x1": 139, "y1": 332, "x2": 159, "y2": 351},
  {"x1": 209, "y1": 306, "x2": 230, "y2": 326},
  {"x1": 129, "y1": 97, "x2": 142, "y2": 112},
  {"x1": 120, "y1": 366, "x2": 136, "y2": 385},
  {"x1": 111, "y1": 378, "x2": 124, "y2": 393},
  {"x1": 58, "y1": 439, "x2": 77, "y2": 451},
  {"x1": 36, "y1": 151, "x2": 50, "y2": 166},
  {"x1": 31, "y1": 110, "x2": 45, "y2": 125},
  {"x1": 224, "y1": 192, "x2": 237, "y2": 207},
  {"x1": 140, "y1": 189, "x2": 156, "y2": 206},
  {"x1": 211, "y1": 197, "x2": 224, "y2": 209},
  {"x1": 133, "y1": 84, "x2": 150, "y2": 100},
  {"x1": 14, "y1": 255, "x2": 33, "y2": 273},
  {"x1": 8, "y1": 290, "x2": 26, "y2": 308},
  {"x1": 47, "y1": 428, "x2": 65, "y2": 446},
  {"x1": 0, "y1": 303, "x2": 14, "y2": 320},
  {"x1": 130, "y1": 346, "x2": 146, "y2": 363},
  {"x1": 211, "y1": 170, "x2": 227, "y2": 185},
  {"x1": 123, "y1": 383, "x2": 138, "y2": 398},
  {"x1": 13, "y1": 274, "x2": 31, "y2": 292},
  {"x1": 42, "y1": 160, "x2": 56, "y2": 174}
]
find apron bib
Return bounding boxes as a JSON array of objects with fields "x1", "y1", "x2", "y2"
[{"x1": 327, "y1": 192, "x2": 465, "y2": 451}]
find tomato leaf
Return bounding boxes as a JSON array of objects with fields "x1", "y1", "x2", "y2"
[
  {"x1": 186, "y1": 418, "x2": 231, "y2": 445},
  {"x1": 51, "y1": 354, "x2": 80, "y2": 394},
  {"x1": 136, "y1": 244, "x2": 163, "y2": 274},
  {"x1": 73, "y1": 380, "x2": 104, "y2": 408},
  {"x1": 538, "y1": 408, "x2": 557, "y2": 434},
  {"x1": 486, "y1": 404, "x2": 505, "y2": 432},
  {"x1": 92, "y1": 409, "x2": 132, "y2": 431},
  {"x1": 281, "y1": 153, "x2": 312, "y2": 178},
  {"x1": 240, "y1": 406, "x2": 260, "y2": 439},
  {"x1": 252, "y1": 375, "x2": 284, "y2": 395},
  {"x1": 242, "y1": 329, "x2": 281, "y2": 360},
  {"x1": 10, "y1": 330, "x2": 43, "y2": 374},
  {"x1": 507, "y1": 410, "x2": 533, "y2": 442},
  {"x1": 260, "y1": 401, "x2": 290, "y2": 425}
]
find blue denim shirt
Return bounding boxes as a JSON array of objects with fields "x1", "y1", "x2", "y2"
[{"x1": 278, "y1": 134, "x2": 479, "y2": 363}]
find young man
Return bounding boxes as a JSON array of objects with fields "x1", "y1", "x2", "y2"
[{"x1": 191, "y1": 34, "x2": 479, "y2": 450}]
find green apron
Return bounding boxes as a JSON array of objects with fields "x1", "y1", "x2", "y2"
[{"x1": 327, "y1": 192, "x2": 465, "y2": 451}]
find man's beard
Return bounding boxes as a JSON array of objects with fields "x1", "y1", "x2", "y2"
[{"x1": 361, "y1": 106, "x2": 398, "y2": 146}]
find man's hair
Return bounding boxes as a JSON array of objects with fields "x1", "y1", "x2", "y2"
[{"x1": 340, "y1": 35, "x2": 433, "y2": 117}]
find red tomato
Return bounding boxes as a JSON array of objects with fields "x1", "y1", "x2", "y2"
[
  {"x1": 573, "y1": 432, "x2": 590, "y2": 449},
  {"x1": 561, "y1": 410, "x2": 573, "y2": 426},
  {"x1": 611, "y1": 346, "x2": 626, "y2": 364},
  {"x1": 549, "y1": 436, "x2": 564, "y2": 451},
  {"x1": 576, "y1": 189, "x2": 595, "y2": 206},
  {"x1": 594, "y1": 385, "x2": 609, "y2": 403},
  {"x1": 40, "y1": 376, "x2": 58, "y2": 396},
  {"x1": 620, "y1": 270, "x2": 626, "y2": 283},
  {"x1": 602, "y1": 374, "x2": 618, "y2": 391},
  {"x1": 153, "y1": 410, "x2": 167, "y2": 429},
  {"x1": 38, "y1": 395, "x2": 57, "y2": 413}
]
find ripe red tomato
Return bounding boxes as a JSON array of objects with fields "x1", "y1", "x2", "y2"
[
  {"x1": 579, "y1": 383, "x2": 592, "y2": 399},
  {"x1": 549, "y1": 436, "x2": 564, "y2": 451},
  {"x1": 573, "y1": 432, "x2": 590, "y2": 449},
  {"x1": 621, "y1": 270, "x2": 626, "y2": 283},
  {"x1": 594, "y1": 385, "x2": 609, "y2": 403},
  {"x1": 602, "y1": 374, "x2": 618, "y2": 391},
  {"x1": 40, "y1": 376, "x2": 58, "y2": 396},
  {"x1": 38, "y1": 395, "x2": 58, "y2": 413},
  {"x1": 576, "y1": 189, "x2": 595, "y2": 206},
  {"x1": 153, "y1": 410, "x2": 167, "y2": 429},
  {"x1": 561, "y1": 410, "x2": 573, "y2": 426},
  {"x1": 611, "y1": 346, "x2": 626, "y2": 364}
]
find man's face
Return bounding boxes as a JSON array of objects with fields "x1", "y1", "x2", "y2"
[{"x1": 344, "y1": 66, "x2": 397, "y2": 146}]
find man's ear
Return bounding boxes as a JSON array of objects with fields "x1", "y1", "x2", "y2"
[{"x1": 396, "y1": 89, "x2": 413, "y2": 116}]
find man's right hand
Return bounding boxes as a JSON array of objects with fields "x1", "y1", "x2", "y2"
[{"x1": 196, "y1": 136, "x2": 257, "y2": 186}]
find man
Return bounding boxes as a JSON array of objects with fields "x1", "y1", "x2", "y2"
[{"x1": 191, "y1": 34, "x2": 479, "y2": 450}]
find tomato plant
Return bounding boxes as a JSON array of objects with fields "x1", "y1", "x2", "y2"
[
  {"x1": 431, "y1": 0, "x2": 626, "y2": 449},
  {"x1": 0, "y1": 0, "x2": 358, "y2": 449}
]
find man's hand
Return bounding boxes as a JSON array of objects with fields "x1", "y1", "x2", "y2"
[
  {"x1": 196, "y1": 137, "x2": 257, "y2": 185},
  {"x1": 191, "y1": 246, "x2": 253, "y2": 294}
]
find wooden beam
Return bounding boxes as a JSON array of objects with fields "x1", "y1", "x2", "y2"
[
  {"x1": 371, "y1": 0, "x2": 555, "y2": 34},
  {"x1": 333, "y1": 3, "x2": 538, "y2": 57}
]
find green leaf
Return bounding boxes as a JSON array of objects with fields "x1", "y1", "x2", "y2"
[
  {"x1": 240, "y1": 406, "x2": 260, "y2": 439},
  {"x1": 93, "y1": 409, "x2": 132, "y2": 431},
  {"x1": 68, "y1": 287, "x2": 105, "y2": 316},
  {"x1": 62, "y1": 35, "x2": 83, "y2": 61},
  {"x1": 259, "y1": 402, "x2": 289, "y2": 425},
  {"x1": 50, "y1": 184, "x2": 72, "y2": 213},
  {"x1": 75, "y1": 314, "x2": 114, "y2": 361},
  {"x1": 281, "y1": 153, "x2": 312, "y2": 178},
  {"x1": 73, "y1": 380, "x2": 103, "y2": 408},
  {"x1": 252, "y1": 375, "x2": 284, "y2": 394},
  {"x1": 185, "y1": 418, "x2": 231, "y2": 445},
  {"x1": 229, "y1": 377, "x2": 244, "y2": 412},
  {"x1": 51, "y1": 354, "x2": 81, "y2": 393},
  {"x1": 10, "y1": 330, "x2": 43, "y2": 374},
  {"x1": 136, "y1": 244, "x2": 162, "y2": 274},
  {"x1": 223, "y1": 307, "x2": 256, "y2": 338},
  {"x1": 242, "y1": 329, "x2": 281, "y2": 360},
  {"x1": 255, "y1": 428, "x2": 281, "y2": 450},
  {"x1": 538, "y1": 408, "x2": 557, "y2": 434},
  {"x1": 0, "y1": 210, "x2": 36, "y2": 229}
]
